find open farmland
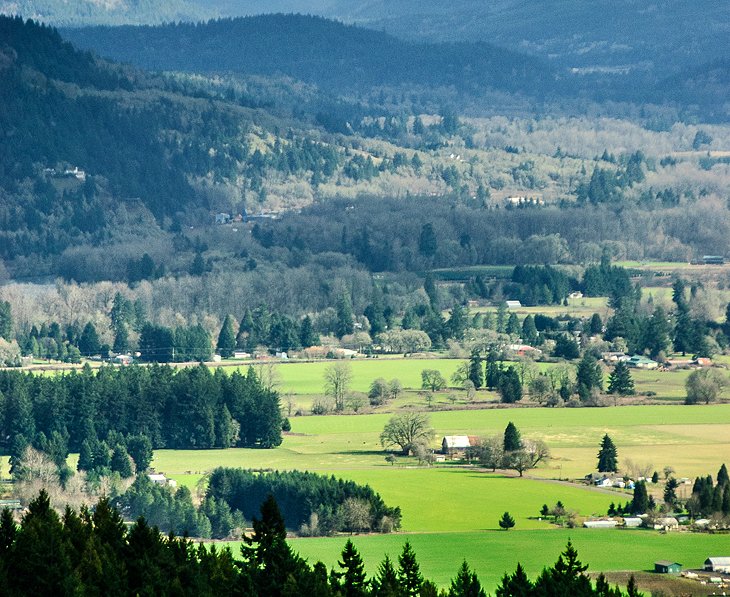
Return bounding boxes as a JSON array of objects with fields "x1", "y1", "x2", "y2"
[
  {"x1": 288, "y1": 529, "x2": 730, "y2": 590},
  {"x1": 238, "y1": 357, "x2": 730, "y2": 406},
  {"x1": 155, "y1": 404, "x2": 730, "y2": 487},
  {"x1": 237, "y1": 358, "x2": 464, "y2": 395}
]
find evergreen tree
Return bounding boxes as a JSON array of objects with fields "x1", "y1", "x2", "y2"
[
  {"x1": 495, "y1": 563, "x2": 532, "y2": 597},
  {"x1": 597, "y1": 434, "x2": 618, "y2": 472},
  {"x1": 468, "y1": 351, "x2": 483, "y2": 389},
  {"x1": 663, "y1": 478, "x2": 679, "y2": 507},
  {"x1": 0, "y1": 301, "x2": 13, "y2": 340},
  {"x1": 371, "y1": 555, "x2": 400, "y2": 597},
  {"x1": 448, "y1": 304, "x2": 468, "y2": 340},
  {"x1": 625, "y1": 575, "x2": 642, "y2": 597},
  {"x1": 217, "y1": 315, "x2": 237, "y2": 358},
  {"x1": 576, "y1": 353, "x2": 603, "y2": 400},
  {"x1": 503, "y1": 422, "x2": 522, "y2": 452},
  {"x1": 718, "y1": 463, "x2": 729, "y2": 487},
  {"x1": 299, "y1": 315, "x2": 319, "y2": 348},
  {"x1": 644, "y1": 306, "x2": 671, "y2": 359},
  {"x1": 553, "y1": 334, "x2": 580, "y2": 359},
  {"x1": 498, "y1": 512, "x2": 515, "y2": 530},
  {"x1": 424, "y1": 275, "x2": 439, "y2": 311},
  {"x1": 497, "y1": 367, "x2": 522, "y2": 403},
  {"x1": 8, "y1": 490, "x2": 77, "y2": 595},
  {"x1": 506, "y1": 313, "x2": 521, "y2": 336},
  {"x1": 418, "y1": 223, "x2": 438, "y2": 258},
  {"x1": 607, "y1": 361, "x2": 634, "y2": 396},
  {"x1": 77, "y1": 439, "x2": 95, "y2": 472},
  {"x1": 126, "y1": 434, "x2": 153, "y2": 472},
  {"x1": 78, "y1": 322, "x2": 101, "y2": 356},
  {"x1": 241, "y1": 494, "x2": 308, "y2": 597},
  {"x1": 533, "y1": 541, "x2": 592, "y2": 596},
  {"x1": 336, "y1": 291, "x2": 355, "y2": 338},
  {"x1": 521, "y1": 315, "x2": 538, "y2": 344},
  {"x1": 397, "y1": 541, "x2": 423, "y2": 597},
  {"x1": 630, "y1": 481, "x2": 649, "y2": 515},
  {"x1": 485, "y1": 350, "x2": 501, "y2": 390},
  {"x1": 588, "y1": 313, "x2": 603, "y2": 335},
  {"x1": 110, "y1": 444, "x2": 133, "y2": 478},
  {"x1": 336, "y1": 539, "x2": 368, "y2": 597},
  {"x1": 113, "y1": 323, "x2": 129, "y2": 354},
  {"x1": 448, "y1": 561, "x2": 486, "y2": 597}
]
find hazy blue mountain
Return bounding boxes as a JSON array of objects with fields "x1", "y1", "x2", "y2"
[
  {"x1": 9, "y1": 0, "x2": 728, "y2": 72},
  {"x1": 0, "y1": 0, "x2": 209, "y2": 25},
  {"x1": 62, "y1": 14, "x2": 557, "y2": 97}
]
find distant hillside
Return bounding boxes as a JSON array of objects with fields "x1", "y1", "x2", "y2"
[
  {"x1": 61, "y1": 15, "x2": 558, "y2": 97},
  {"x1": 18, "y1": 0, "x2": 727, "y2": 76},
  {"x1": 0, "y1": 0, "x2": 208, "y2": 26}
]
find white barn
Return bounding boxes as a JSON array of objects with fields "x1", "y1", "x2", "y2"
[{"x1": 705, "y1": 557, "x2": 730, "y2": 572}]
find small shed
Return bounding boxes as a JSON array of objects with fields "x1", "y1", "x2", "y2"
[
  {"x1": 505, "y1": 300, "x2": 522, "y2": 309},
  {"x1": 705, "y1": 557, "x2": 730, "y2": 572},
  {"x1": 654, "y1": 561, "x2": 682, "y2": 574}
]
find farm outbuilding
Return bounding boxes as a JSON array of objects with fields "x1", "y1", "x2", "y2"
[
  {"x1": 441, "y1": 435, "x2": 479, "y2": 459},
  {"x1": 583, "y1": 520, "x2": 618, "y2": 529},
  {"x1": 654, "y1": 561, "x2": 682, "y2": 574},
  {"x1": 705, "y1": 557, "x2": 730, "y2": 572}
]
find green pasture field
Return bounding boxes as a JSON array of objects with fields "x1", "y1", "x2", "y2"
[
  {"x1": 239, "y1": 356, "x2": 726, "y2": 406},
  {"x1": 155, "y1": 403, "x2": 730, "y2": 503},
  {"x1": 240, "y1": 358, "x2": 465, "y2": 395},
  {"x1": 285, "y1": 529, "x2": 730, "y2": 589}
]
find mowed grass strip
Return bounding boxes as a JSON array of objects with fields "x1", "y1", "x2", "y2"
[{"x1": 285, "y1": 529, "x2": 730, "y2": 589}]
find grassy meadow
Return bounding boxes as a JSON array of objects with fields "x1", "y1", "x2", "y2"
[
  {"x1": 154, "y1": 402, "x2": 730, "y2": 589},
  {"x1": 287, "y1": 529, "x2": 730, "y2": 589}
]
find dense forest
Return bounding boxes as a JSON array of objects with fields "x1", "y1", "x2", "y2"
[
  {"x1": 207, "y1": 468, "x2": 401, "y2": 534},
  {"x1": 1, "y1": 16, "x2": 728, "y2": 288},
  {"x1": 63, "y1": 15, "x2": 556, "y2": 97},
  {"x1": 0, "y1": 364, "x2": 283, "y2": 456},
  {"x1": 0, "y1": 490, "x2": 645, "y2": 596}
]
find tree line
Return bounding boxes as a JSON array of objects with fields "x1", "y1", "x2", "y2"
[
  {"x1": 0, "y1": 364, "x2": 283, "y2": 460},
  {"x1": 0, "y1": 490, "x2": 645, "y2": 596},
  {"x1": 206, "y1": 468, "x2": 401, "y2": 536}
]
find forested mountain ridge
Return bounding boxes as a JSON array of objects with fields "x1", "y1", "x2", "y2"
[
  {"x1": 62, "y1": 15, "x2": 557, "y2": 97},
  {"x1": 60, "y1": 12, "x2": 730, "y2": 121},
  {"x1": 2, "y1": 14, "x2": 729, "y2": 289},
  {"x1": 7, "y1": 0, "x2": 728, "y2": 77}
]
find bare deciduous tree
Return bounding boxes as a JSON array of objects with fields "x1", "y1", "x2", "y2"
[{"x1": 324, "y1": 361, "x2": 353, "y2": 411}]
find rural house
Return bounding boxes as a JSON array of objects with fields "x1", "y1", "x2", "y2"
[
  {"x1": 441, "y1": 435, "x2": 479, "y2": 460},
  {"x1": 507, "y1": 344, "x2": 543, "y2": 358},
  {"x1": 654, "y1": 561, "x2": 682, "y2": 574}
]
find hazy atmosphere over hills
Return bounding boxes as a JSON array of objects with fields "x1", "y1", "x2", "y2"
[{"x1": 2, "y1": 4, "x2": 730, "y2": 596}]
